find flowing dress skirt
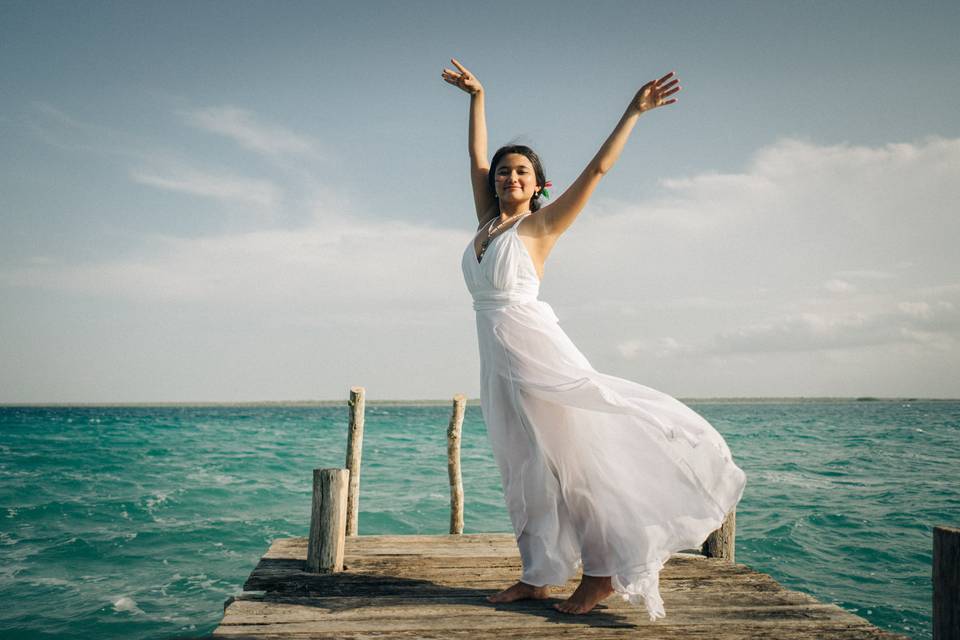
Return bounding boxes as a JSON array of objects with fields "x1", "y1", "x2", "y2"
[{"x1": 475, "y1": 298, "x2": 746, "y2": 620}]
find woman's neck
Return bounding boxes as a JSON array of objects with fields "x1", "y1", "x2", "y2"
[{"x1": 498, "y1": 203, "x2": 531, "y2": 220}]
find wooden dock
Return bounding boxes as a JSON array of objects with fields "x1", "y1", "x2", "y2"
[{"x1": 213, "y1": 533, "x2": 905, "y2": 639}]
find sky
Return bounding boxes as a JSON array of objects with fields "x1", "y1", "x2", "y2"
[{"x1": 1, "y1": 0, "x2": 958, "y2": 402}]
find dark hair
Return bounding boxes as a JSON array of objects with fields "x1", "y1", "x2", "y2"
[{"x1": 487, "y1": 144, "x2": 548, "y2": 212}]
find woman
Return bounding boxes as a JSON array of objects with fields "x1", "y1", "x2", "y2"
[{"x1": 442, "y1": 58, "x2": 746, "y2": 620}]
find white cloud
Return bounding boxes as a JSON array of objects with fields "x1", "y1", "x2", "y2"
[
  {"x1": 898, "y1": 301, "x2": 933, "y2": 319},
  {"x1": 618, "y1": 336, "x2": 693, "y2": 359},
  {"x1": 131, "y1": 167, "x2": 280, "y2": 209},
  {"x1": 836, "y1": 269, "x2": 895, "y2": 280},
  {"x1": 614, "y1": 298, "x2": 959, "y2": 361},
  {"x1": 180, "y1": 106, "x2": 317, "y2": 156},
  {"x1": 706, "y1": 303, "x2": 959, "y2": 355},
  {"x1": 824, "y1": 279, "x2": 856, "y2": 294},
  {"x1": 0, "y1": 210, "x2": 469, "y2": 312}
]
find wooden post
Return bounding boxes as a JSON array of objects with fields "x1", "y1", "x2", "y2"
[
  {"x1": 702, "y1": 509, "x2": 736, "y2": 563},
  {"x1": 934, "y1": 525, "x2": 960, "y2": 639},
  {"x1": 447, "y1": 394, "x2": 466, "y2": 535},
  {"x1": 344, "y1": 386, "x2": 365, "y2": 536},
  {"x1": 306, "y1": 468, "x2": 349, "y2": 573}
]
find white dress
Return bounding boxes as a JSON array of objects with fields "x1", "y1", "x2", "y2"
[{"x1": 460, "y1": 211, "x2": 747, "y2": 620}]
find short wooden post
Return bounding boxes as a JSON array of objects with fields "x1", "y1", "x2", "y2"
[
  {"x1": 306, "y1": 468, "x2": 349, "y2": 573},
  {"x1": 447, "y1": 394, "x2": 466, "y2": 535},
  {"x1": 345, "y1": 386, "x2": 365, "y2": 536},
  {"x1": 934, "y1": 525, "x2": 960, "y2": 639},
  {"x1": 702, "y1": 509, "x2": 736, "y2": 563}
]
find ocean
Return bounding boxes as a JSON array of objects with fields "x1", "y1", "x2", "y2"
[{"x1": 1, "y1": 400, "x2": 957, "y2": 639}]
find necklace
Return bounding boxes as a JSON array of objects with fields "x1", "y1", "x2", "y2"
[{"x1": 477, "y1": 211, "x2": 529, "y2": 263}]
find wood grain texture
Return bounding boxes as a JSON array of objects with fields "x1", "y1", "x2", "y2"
[
  {"x1": 305, "y1": 469, "x2": 349, "y2": 573},
  {"x1": 216, "y1": 533, "x2": 906, "y2": 638},
  {"x1": 703, "y1": 509, "x2": 736, "y2": 562},
  {"x1": 447, "y1": 394, "x2": 466, "y2": 535},
  {"x1": 344, "y1": 387, "x2": 365, "y2": 536}
]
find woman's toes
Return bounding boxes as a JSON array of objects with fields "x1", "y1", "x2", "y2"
[{"x1": 553, "y1": 600, "x2": 573, "y2": 613}]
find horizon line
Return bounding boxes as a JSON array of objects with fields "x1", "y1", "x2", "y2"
[{"x1": 1, "y1": 396, "x2": 957, "y2": 408}]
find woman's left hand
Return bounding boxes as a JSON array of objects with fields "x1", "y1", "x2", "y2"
[
  {"x1": 442, "y1": 58, "x2": 484, "y2": 96},
  {"x1": 630, "y1": 71, "x2": 681, "y2": 114}
]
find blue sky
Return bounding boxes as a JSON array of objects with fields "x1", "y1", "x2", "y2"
[{"x1": 2, "y1": 1, "x2": 959, "y2": 401}]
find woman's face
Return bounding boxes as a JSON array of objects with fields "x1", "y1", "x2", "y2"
[{"x1": 494, "y1": 154, "x2": 539, "y2": 208}]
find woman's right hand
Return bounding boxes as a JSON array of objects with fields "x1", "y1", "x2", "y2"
[{"x1": 442, "y1": 58, "x2": 483, "y2": 96}]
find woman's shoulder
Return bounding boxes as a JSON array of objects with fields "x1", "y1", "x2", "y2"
[
  {"x1": 517, "y1": 210, "x2": 549, "y2": 237},
  {"x1": 476, "y1": 209, "x2": 498, "y2": 231}
]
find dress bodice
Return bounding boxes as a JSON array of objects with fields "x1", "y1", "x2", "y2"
[{"x1": 461, "y1": 213, "x2": 541, "y2": 311}]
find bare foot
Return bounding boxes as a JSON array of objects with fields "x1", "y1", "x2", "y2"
[
  {"x1": 553, "y1": 575, "x2": 615, "y2": 614},
  {"x1": 486, "y1": 580, "x2": 550, "y2": 603}
]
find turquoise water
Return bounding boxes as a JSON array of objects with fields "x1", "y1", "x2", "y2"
[{"x1": 1, "y1": 400, "x2": 957, "y2": 639}]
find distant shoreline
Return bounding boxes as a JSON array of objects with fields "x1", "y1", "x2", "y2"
[{"x1": 1, "y1": 397, "x2": 956, "y2": 408}]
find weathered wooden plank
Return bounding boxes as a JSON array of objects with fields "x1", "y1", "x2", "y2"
[
  {"x1": 223, "y1": 588, "x2": 822, "y2": 618},
  {"x1": 244, "y1": 569, "x2": 783, "y2": 592},
  {"x1": 244, "y1": 563, "x2": 788, "y2": 596},
  {"x1": 236, "y1": 576, "x2": 810, "y2": 608},
  {"x1": 214, "y1": 623, "x2": 903, "y2": 640},
  {"x1": 271, "y1": 535, "x2": 704, "y2": 560},
  {"x1": 214, "y1": 608, "x2": 888, "y2": 635},
  {"x1": 215, "y1": 631, "x2": 897, "y2": 640},
  {"x1": 256, "y1": 550, "x2": 748, "y2": 574},
  {"x1": 265, "y1": 534, "x2": 519, "y2": 559},
  {"x1": 333, "y1": 555, "x2": 755, "y2": 577},
  {"x1": 242, "y1": 577, "x2": 795, "y2": 599},
  {"x1": 213, "y1": 625, "x2": 901, "y2": 639},
  {"x1": 221, "y1": 596, "x2": 841, "y2": 627}
]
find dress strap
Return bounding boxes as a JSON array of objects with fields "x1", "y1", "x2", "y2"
[{"x1": 512, "y1": 211, "x2": 533, "y2": 232}]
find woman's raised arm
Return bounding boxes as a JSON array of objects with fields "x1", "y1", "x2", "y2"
[
  {"x1": 540, "y1": 71, "x2": 680, "y2": 238},
  {"x1": 442, "y1": 58, "x2": 496, "y2": 225}
]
